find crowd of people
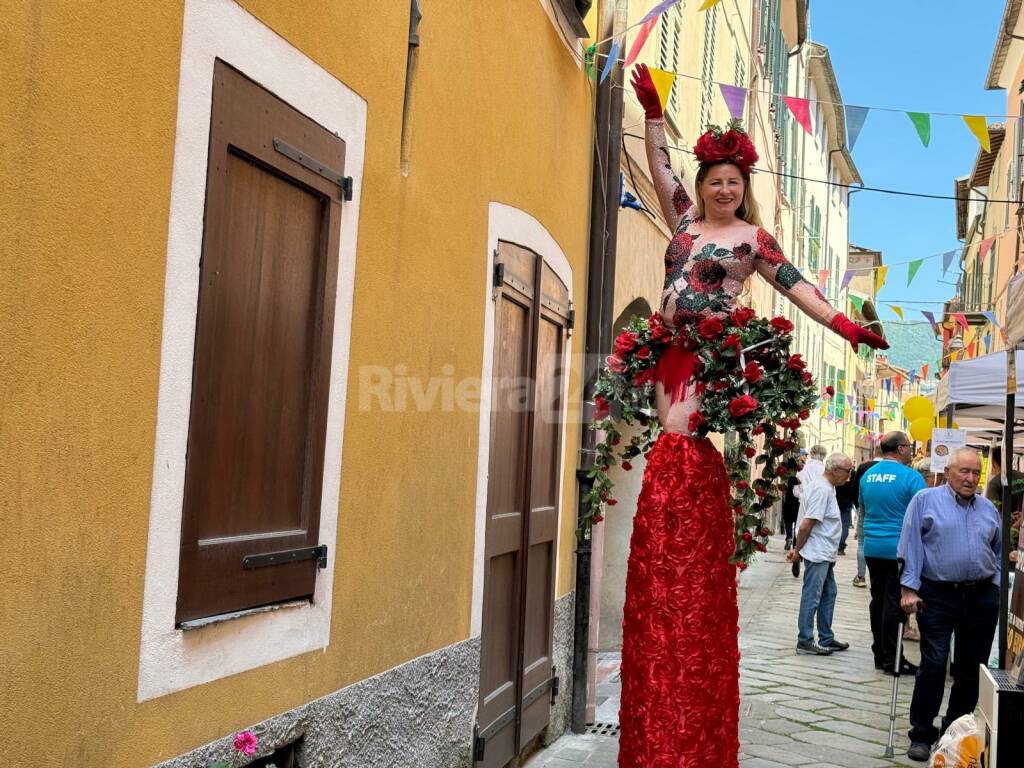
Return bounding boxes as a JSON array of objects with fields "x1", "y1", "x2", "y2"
[{"x1": 783, "y1": 432, "x2": 1013, "y2": 763}]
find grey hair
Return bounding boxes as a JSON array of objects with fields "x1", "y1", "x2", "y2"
[
  {"x1": 946, "y1": 447, "x2": 980, "y2": 469},
  {"x1": 810, "y1": 444, "x2": 828, "y2": 459},
  {"x1": 913, "y1": 457, "x2": 931, "y2": 476},
  {"x1": 825, "y1": 453, "x2": 852, "y2": 472}
]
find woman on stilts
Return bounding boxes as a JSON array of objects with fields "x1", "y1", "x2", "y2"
[{"x1": 617, "y1": 65, "x2": 888, "y2": 768}]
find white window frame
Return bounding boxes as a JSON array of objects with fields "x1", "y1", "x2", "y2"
[{"x1": 136, "y1": 0, "x2": 366, "y2": 702}]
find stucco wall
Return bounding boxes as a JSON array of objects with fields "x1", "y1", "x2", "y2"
[{"x1": 0, "y1": 0, "x2": 594, "y2": 763}]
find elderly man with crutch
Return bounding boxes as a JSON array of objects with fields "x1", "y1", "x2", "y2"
[{"x1": 894, "y1": 447, "x2": 1001, "y2": 762}]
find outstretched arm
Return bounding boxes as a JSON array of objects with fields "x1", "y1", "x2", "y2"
[
  {"x1": 631, "y1": 64, "x2": 694, "y2": 231},
  {"x1": 753, "y1": 229, "x2": 888, "y2": 351}
]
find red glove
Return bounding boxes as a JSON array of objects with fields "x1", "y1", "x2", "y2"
[
  {"x1": 630, "y1": 64, "x2": 663, "y2": 120},
  {"x1": 830, "y1": 313, "x2": 889, "y2": 351}
]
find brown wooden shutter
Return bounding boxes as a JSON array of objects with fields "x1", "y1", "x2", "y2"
[{"x1": 175, "y1": 60, "x2": 346, "y2": 624}]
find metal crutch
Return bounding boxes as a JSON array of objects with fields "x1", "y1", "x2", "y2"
[{"x1": 884, "y1": 611, "x2": 906, "y2": 758}]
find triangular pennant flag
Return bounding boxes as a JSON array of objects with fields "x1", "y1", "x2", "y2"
[
  {"x1": 849, "y1": 295, "x2": 865, "y2": 313},
  {"x1": 979, "y1": 236, "x2": 995, "y2": 263},
  {"x1": 585, "y1": 44, "x2": 597, "y2": 81},
  {"x1": 648, "y1": 68, "x2": 676, "y2": 113},
  {"x1": 887, "y1": 304, "x2": 904, "y2": 320},
  {"x1": 963, "y1": 115, "x2": 991, "y2": 152},
  {"x1": 599, "y1": 40, "x2": 621, "y2": 85},
  {"x1": 699, "y1": 0, "x2": 724, "y2": 9},
  {"x1": 894, "y1": 374, "x2": 903, "y2": 390},
  {"x1": 984, "y1": 333, "x2": 992, "y2": 354},
  {"x1": 942, "y1": 249, "x2": 956, "y2": 275},
  {"x1": 817, "y1": 269, "x2": 830, "y2": 292},
  {"x1": 982, "y1": 310, "x2": 1001, "y2": 328},
  {"x1": 967, "y1": 341, "x2": 977, "y2": 358},
  {"x1": 907, "y1": 111, "x2": 931, "y2": 147},
  {"x1": 874, "y1": 265, "x2": 889, "y2": 294},
  {"x1": 953, "y1": 312, "x2": 969, "y2": 330},
  {"x1": 641, "y1": 0, "x2": 681, "y2": 24},
  {"x1": 720, "y1": 84, "x2": 747, "y2": 121},
  {"x1": 907, "y1": 259, "x2": 924, "y2": 285},
  {"x1": 921, "y1": 364, "x2": 929, "y2": 380},
  {"x1": 784, "y1": 96, "x2": 813, "y2": 135},
  {"x1": 909, "y1": 372, "x2": 917, "y2": 385},
  {"x1": 921, "y1": 310, "x2": 938, "y2": 333},
  {"x1": 845, "y1": 105, "x2": 870, "y2": 151},
  {"x1": 624, "y1": 18, "x2": 658, "y2": 67},
  {"x1": 840, "y1": 270, "x2": 855, "y2": 291}
]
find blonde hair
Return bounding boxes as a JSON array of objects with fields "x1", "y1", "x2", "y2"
[{"x1": 693, "y1": 161, "x2": 763, "y2": 227}]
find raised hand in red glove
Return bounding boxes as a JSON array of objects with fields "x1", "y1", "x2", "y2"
[
  {"x1": 630, "y1": 64, "x2": 663, "y2": 120},
  {"x1": 830, "y1": 313, "x2": 889, "y2": 351}
]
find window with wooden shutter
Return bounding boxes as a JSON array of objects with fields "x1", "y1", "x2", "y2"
[{"x1": 175, "y1": 60, "x2": 347, "y2": 624}]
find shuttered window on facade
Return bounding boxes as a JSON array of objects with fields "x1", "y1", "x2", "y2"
[
  {"x1": 699, "y1": 6, "x2": 717, "y2": 129},
  {"x1": 658, "y1": 7, "x2": 682, "y2": 116},
  {"x1": 175, "y1": 60, "x2": 348, "y2": 624}
]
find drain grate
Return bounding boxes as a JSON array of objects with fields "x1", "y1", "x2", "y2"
[{"x1": 586, "y1": 722, "x2": 620, "y2": 736}]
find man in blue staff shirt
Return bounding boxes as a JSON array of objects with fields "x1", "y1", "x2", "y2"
[
  {"x1": 859, "y1": 431, "x2": 926, "y2": 674},
  {"x1": 897, "y1": 447, "x2": 1001, "y2": 762}
]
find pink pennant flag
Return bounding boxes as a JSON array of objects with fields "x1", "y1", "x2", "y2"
[
  {"x1": 817, "y1": 269, "x2": 830, "y2": 292},
  {"x1": 953, "y1": 312, "x2": 969, "y2": 330},
  {"x1": 979, "y1": 236, "x2": 995, "y2": 263},
  {"x1": 719, "y1": 84, "x2": 747, "y2": 121},
  {"x1": 624, "y1": 17, "x2": 658, "y2": 67},
  {"x1": 784, "y1": 96, "x2": 813, "y2": 135}
]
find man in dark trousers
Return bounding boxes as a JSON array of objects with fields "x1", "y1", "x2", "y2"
[
  {"x1": 851, "y1": 449, "x2": 880, "y2": 588},
  {"x1": 834, "y1": 453, "x2": 858, "y2": 556},
  {"x1": 898, "y1": 448, "x2": 1001, "y2": 762},
  {"x1": 859, "y1": 431, "x2": 926, "y2": 674}
]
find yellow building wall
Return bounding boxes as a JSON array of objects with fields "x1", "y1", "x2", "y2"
[{"x1": 0, "y1": 1, "x2": 594, "y2": 764}]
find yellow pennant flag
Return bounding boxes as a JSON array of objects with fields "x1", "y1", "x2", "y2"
[
  {"x1": 874, "y1": 265, "x2": 889, "y2": 294},
  {"x1": 867, "y1": 398, "x2": 875, "y2": 411},
  {"x1": 648, "y1": 68, "x2": 676, "y2": 113},
  {"x1": 699, "y1": 0, "x2": 724, "y2": 9},
  {"x1": 888, "y1": 304, "x2": 904, "y2": 320},
  {"x1": 963, "y1": 115, "x2": 991, "y2": 152}
]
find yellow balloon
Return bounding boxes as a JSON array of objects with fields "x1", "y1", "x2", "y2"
[
  {"x1": 909, "y1": 417, "x2": 933, "y2": 442},
  {"x1": 903, "y1": 395, "x2": 935, "y2": 423},
  {"x1": 933, "y1": 416, "x2": 960, "y2": 429}
]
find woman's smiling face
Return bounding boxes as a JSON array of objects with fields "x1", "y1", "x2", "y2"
[{"x1": 699, "y1": 163, "x2": 746, "y2": 219}]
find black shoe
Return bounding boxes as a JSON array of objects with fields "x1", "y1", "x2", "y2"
[
  {"x1": 883, "y1": 659, "x2": 918, "y2": 676},
  {"x1": 784, "y1": 538, "x2": 792, "y2": 551},
  {"x1": 837, "y1": 547, "x2": 846, "y2": 556},
  {"x1": 791, "y1": 560, "x2": 801, "y2": 578},
  {"x1": 796, "y1": 640, "x2": 834, "y2": 656},
  {"x1": 907, "y1": 741, "x2": 931, "y2": 762},
  {"x1": 822, "y1": 639, "x2": 850, "y2": 652}
]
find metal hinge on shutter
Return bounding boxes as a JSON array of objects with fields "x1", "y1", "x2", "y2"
[
  {"x1": 242, "y1": 544, "x2": 328, "y2": 570},
  {"x1": 472, "y1": 724, "x2": 485, "y2": 762},
  {"x1": 272, "y1": 137, "x2": 353, "y2": 201},
  {"x1": 567, "y1": 308, "x2": 575, "y2": 331}
]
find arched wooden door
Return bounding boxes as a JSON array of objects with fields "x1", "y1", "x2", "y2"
[{"x1": 474, "y1": 241, "x2": 570, "y2": 767}]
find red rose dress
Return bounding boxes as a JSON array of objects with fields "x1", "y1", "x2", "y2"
[{"x1": 617, "y1": 118, "x2": 840, "y2": 768}]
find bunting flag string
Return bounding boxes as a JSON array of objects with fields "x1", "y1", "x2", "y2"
[
  {"x1": 817, "y1": 269, "x2": 830, "y2": 292},
  {"x1": 698, "y1": 0, "x2": 724, "y2": 9},
  {"x1": 953, "y1": 312, "x2": 969, "y2": 330},
  {"x1": 921, "y1": 363, "x2": 929, "y2": 380},
  {"x1": 906, "y1": 259, "x2": 924, "y2": 285},
  {"x1": 984, "y1": 333, "x2": 992, "y2": 354},
  {"x1": 840, "y1": 269, "x2": 855, "y2": 291},
  {"x1": 982, "y1": 310, "x2": 1001, "y2": 328},
  {"x1": 640, "y1": 0, "x2": 681, "y2": 25},
  {"x1": 849, "y1": 295, "x2": 865, "y2": 313},
  {"x1": 907, "y1": 112, "x2": 931, "y2": 147},
  {"x1": 887, "y1": 304, "x2": 904, "y2": 320},
  {"x1": 979, "y1": 236, "x2": 995, "y2": 263},
  {"x1": 942, "y1": 249, "x2": 957, "y2": 275},
  {"x1": 648, "y1": 67, "x2": 677, "y2": 112},
  {"x1": 921, "y1": 310, "x2": 938, "y2": 334}
]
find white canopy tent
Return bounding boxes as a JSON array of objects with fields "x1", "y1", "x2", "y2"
[{"x1": 934, "y1": 350, "x2": 1024, "y2": 449}]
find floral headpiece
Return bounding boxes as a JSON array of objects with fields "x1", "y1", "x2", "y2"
[{"x1": 693, "y1": 119, "x2": 759, "y2": 177}]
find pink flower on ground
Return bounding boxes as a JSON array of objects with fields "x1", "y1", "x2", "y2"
[{"x1": 234, "y1": 731, "x2": 258, "y2": 756}]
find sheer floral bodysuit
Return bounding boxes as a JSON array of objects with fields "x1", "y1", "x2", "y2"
[{"x1": 643, "y1": 117, "x2": 839, "y2": 433}]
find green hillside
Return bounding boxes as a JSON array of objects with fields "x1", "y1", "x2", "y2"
[{"x1": 878, "y1": 321, "x2": 943, "y2": 379}]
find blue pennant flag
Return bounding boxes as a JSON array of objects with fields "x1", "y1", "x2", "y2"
[
  {"x1": 845, "y1": 105, "x2": 870, "y2": 150},
  {"x1": 942, "y1": 249, "x2": 956, "y2": 275},
  {"x1": 599, "y1": 40, "x2": 620, "y2": 85}
]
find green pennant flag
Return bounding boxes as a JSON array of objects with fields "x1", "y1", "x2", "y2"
[
  {"x1": 849, "y1": 295, "x2": 865, "y2": 314},
  {"x1": 585, "y1": 44, "x2": 597, "y2": 81},
  {"x1": 907, "y1": 112, "x2": 931, "y2": 147},
  {"x1": 907, "y1": 259, "x2": 924, "y2": 286}
]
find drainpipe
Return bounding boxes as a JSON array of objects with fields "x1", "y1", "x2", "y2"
[{"x1": 574, "y1": 0, "x2": 628, "y2": 735}]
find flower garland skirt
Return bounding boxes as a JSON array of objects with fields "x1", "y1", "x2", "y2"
[{"x1": 618, "y1": 433, "x2": 740, "y2": 768}]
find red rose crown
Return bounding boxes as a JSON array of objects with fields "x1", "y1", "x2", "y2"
[{"x1": 693, "y1": 119, "x2": 759, "y2": 176}]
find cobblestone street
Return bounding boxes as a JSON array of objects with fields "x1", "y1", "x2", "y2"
[{"x1": 526, "y1": 537, "x2": 932, "y2": 768}]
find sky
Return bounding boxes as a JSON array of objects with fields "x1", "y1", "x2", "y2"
[{"x1": 810, "y1": 1, "x2": 1008, "y2": 368}]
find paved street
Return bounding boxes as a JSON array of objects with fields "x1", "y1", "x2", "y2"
[{"x1": 526, "y1": 536, "x2": 933, "y2": 768}]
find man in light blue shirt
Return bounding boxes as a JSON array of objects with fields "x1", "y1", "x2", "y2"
[
  {"x1": 859, "y1": 431, "x2": 927, "y2": 673},
  {"x1": 788, "y1": 453, "x2": 854, "y2": 656},
  {"x1": 897, "y1": 448, "x2": 1001, "y2": 762}
]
